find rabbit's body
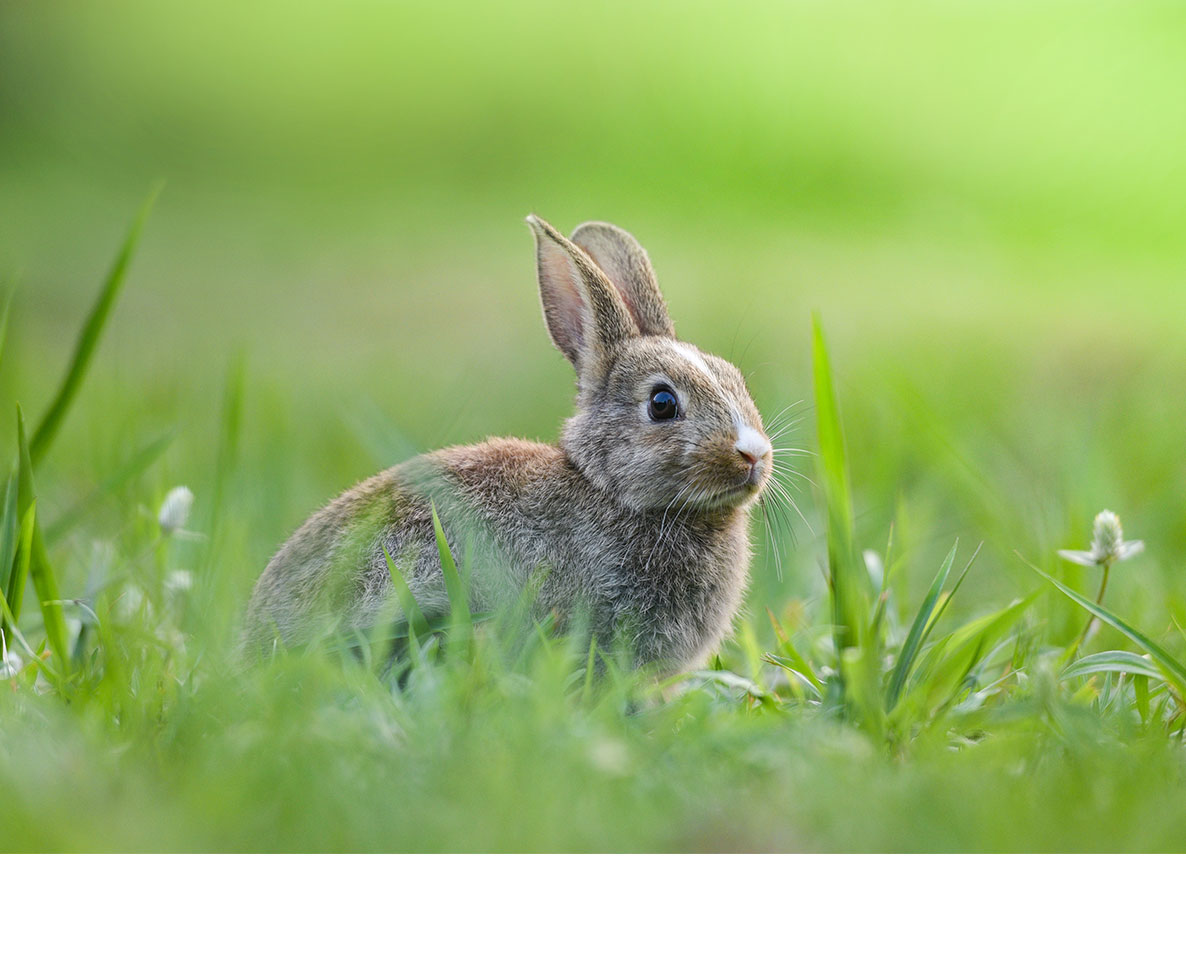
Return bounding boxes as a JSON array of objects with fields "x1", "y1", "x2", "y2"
[
  {"x1": 246, "y1": 217, "x2": 773, "y2": 675},
  {"x1": 246, "y1": 435, "x2": 750, "y2": 672}
]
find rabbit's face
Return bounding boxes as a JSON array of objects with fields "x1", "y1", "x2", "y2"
[
  {"x1": 528, "y1": 215, "x2": 771, "y2": 513},
  {"x1": 566, "y1": 337, "x2": 770, "y2": 512}
]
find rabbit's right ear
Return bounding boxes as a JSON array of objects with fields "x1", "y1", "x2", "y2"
[
  {"x1": 571, "y1": 221, "x2": 675, "y2": 339},
  {"x1": 527, "y1": 215, "x2": 636, "y2": 374}
]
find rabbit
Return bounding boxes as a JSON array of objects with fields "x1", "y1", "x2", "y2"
[{"x1": 244, "y1": 215, "x2": 773, "y2": 675}]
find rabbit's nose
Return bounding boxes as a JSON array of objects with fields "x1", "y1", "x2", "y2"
[{"x1": 735, "y1": 427, "x2": 771, "y2": 467}]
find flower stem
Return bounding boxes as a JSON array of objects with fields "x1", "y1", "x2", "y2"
[{"x1": 1059, "y1": 564, "x2": 1110, "y2": 666}]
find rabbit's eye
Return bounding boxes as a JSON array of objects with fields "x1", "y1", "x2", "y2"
[{"x1": 648, "y1": 387, "x2": 679, "y2": 421}]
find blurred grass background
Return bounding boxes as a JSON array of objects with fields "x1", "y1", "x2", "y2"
[
  {"x1": 1, "y1": 0, "x2": 1185, "y2": 850},
  {"x1": 5, "y1": 1, "x2": 1184, "y2": 596}
]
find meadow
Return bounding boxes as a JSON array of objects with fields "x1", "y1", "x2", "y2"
[{"x1": 2, "y1": 0, "x2": 1185, "y2": 851}]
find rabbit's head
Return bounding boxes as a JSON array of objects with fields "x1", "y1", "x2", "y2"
[{"x1": 527, "y1": 216, "x2": 771, "y2": 513}]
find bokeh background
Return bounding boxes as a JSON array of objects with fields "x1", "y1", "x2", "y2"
[{"x1": 3, "y1": 0, "x2": 1184, "y2": 622}]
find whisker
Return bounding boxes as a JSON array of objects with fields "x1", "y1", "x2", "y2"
[
  {"x1": 770, "y1": 461, "x2": 816, "y2": 489},
  {"x1": 762, "y1": 401, "x2": 806, "y2": 431},
  {"x1": 761, "y1": 493, "x2": 792, "y2": 578},
  {"x1": 766, "y1": 475, "x2": 814, "y2": 535},
  {"x1": 760, "y1": 495, "x2": 784, "y2": 581},
  {"x1": 643, "y1": 466, "x2": 709, "y2": 573},
  {"x1": 767, "y1": 424, "x2": 806, "y2": 444}
]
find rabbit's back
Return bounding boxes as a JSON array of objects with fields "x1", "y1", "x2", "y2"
[{"x1": 244, "y1": 438, "x2": 576, "y2": 649}]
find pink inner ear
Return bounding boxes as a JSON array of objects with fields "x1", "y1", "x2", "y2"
[{"x1": 539, "y1": 247, "x2": 588, "y2": 355}]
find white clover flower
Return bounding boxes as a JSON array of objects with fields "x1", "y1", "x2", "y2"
[
  {"x1": 1059, "y1": 509, "x2": 1144, "y2": 567},
  {"x1": 0, "y1": 630, "x2": 21, "y2": 679},
  {"x1": 588, "y1": 737, "x2": 630, "y2": 776},
  {"x1": 116, "y1": 583, "x2": 151, "y2": 623},
  {"x1": 164, "y1": 569, "x2": 194, "y2": 594},
  {"x1": 158, "y1": 486, "x2": 194, "y2": 535}
]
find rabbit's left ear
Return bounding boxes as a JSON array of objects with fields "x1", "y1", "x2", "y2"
[
  {"x1": 572, "y1": 222, "x2": 675, "y2": 339},
  {"x1": 527, "y1": 215, "x2": 636, "y2": 376}
]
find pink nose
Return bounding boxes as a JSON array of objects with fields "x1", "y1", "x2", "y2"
[{"x1": 735, "y1": 427, "x2": 771, "y2": 470}]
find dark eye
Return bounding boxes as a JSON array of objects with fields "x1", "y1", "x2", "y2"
[{"x1": 648, "y1": 386, "x2": 679, "y2": 421}]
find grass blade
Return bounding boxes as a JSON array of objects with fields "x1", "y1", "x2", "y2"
[
  {"x1": 430, "y1": 502, "x2": 472, "y2": 642},
  {"x1": 886, "y1": 540, "x2": 958, "y2": 710},
  {"x1": 764, "y1": 606, "x2": 822, "y2": 692},
  {"x1": 1062, "y1": 650, "x2": 1161, "y2": 681},
  {"x1": 762, "y1": 653, "x2": 823, "y2": 700},
  {"x1": 0, "y1": 580, "x2": 42, "y2": 667},
  {"x1": 678, "y1": 668, "x2": 779, "y2": 708},
  {"x1": 811, "y1": 314, "x2": 869, "y2": 706},
  {"x1": 5, "y1": 501, "x2": 36, "y2": 622},
  {"x1": 906, "y1": 592, "x2": 1038, "y2": 719},
  {"x1": 1029, "y1": 560, "x2": 1186, "y2": 694},
  {"x1": 30, "y1": 184, "x2": 161, "y2": 464},
  {"x1": 17, "y1": 406, "x2": 70, "y2": 675},
  {"x1": 383, "y1": 545, "x2": 429, "y2": 643},
  {"x1": 0, "y1": 474, "x2": 17, "y2": 603},
  {"x1": 919, "y1": 541, "x2": 981, "y2": 645},
  {"x1": 811, "y1": 315, "x2": 854, "y2": 546}
]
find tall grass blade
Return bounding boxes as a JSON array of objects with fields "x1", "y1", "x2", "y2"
[
  {"x1": 811, "y1": 316, "x2": 854, "y2": 538},
  {"x1": 383, "y1": 546, "x2": 429, "y2": 643},
  {"x1": 811, "y1": 314, "x2": 868, "y2": 705},
  {"x1": 919, "y1": 541, "x2": 981, "y2": 645},
  {"x1": 16, "y1": 406, "x2": 70, "y2": 675},
  {"x1": 430, "y1": 503, "x2": 472, "y2": 642},
  {"x1": 886, "y1": 540, "x2": 958, "y2": 710},
  {"x1": 30, "y1": 184, "x2": 162, "y2": 464},
  {"x1": 0, "y1": 475, "x2": 17, "y2": 606},
  {"x1": 1029, "y1": 560, "x2": 1186, "y2": 694},
  {"x1": 5, "y1": 501, "x2": 36, "y2": 622}
]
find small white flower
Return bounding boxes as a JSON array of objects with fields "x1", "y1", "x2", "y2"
[
  {"x1": 0, "y1": 630, "x2": 21, "y2": 679},
  {"x1": 116, "y1": 583, "x2": 151, "y2": 623},
  {"x1": 588, "y1": 737, "x2": 630, "y2": 776},
  {"x1": 158, "y1": 486, "x2": 194, "y2": 535},
  {"x1": 1059, "y1": 509, "x2": 1144, "y2": 567},
  {"x1": 164, "y1": 569, "x2": 194, "y2": 594}
]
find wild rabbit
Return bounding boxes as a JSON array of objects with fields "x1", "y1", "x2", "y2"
[{"x1": 245, "y1": 216, "x2": 773, "y2": 674}]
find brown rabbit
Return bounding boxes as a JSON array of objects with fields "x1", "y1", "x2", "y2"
[{"x1": 245, "y1": 216, "x2": 773, "y2": 674}]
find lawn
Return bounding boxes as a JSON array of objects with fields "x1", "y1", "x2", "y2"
[{"x1": 1, "y1": 0, "x2": 1184, "y2": 852}]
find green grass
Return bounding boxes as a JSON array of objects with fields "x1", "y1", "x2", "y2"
[
  {"x1": 2, "y1": 207, "x2": 1185, "y2": 851},
  {"x1": 3, "y1": 1, "x2": 1186, "y2": 851}
]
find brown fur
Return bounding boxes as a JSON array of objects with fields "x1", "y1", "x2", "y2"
[{"x1": 244, "y1": 217, "x2": 772, "y2": 675}]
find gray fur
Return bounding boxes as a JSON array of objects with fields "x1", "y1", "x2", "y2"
[{"x1": 244, "y1": 216, "x2": 772, "y2": 675}]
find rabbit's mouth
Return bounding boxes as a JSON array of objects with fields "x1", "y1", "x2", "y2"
[
  {"x1": 672, "y1": 445, "x2": 769, "y2": 510},
  {"x1": 701, "y1": 474, "x2": 766, "y2": 509}
]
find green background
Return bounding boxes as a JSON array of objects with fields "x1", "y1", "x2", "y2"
[
  {"x1": 1, "y1": 0, "x2": 1184, "y2": 849},
  {"x1": 5, "y1": 1, "x2": 1184, "y2": 601}
]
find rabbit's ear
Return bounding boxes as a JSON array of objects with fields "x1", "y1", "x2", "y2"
[
  {"x1": 527, "y1": 215, "x2": 636, "y2": 373},
  {"x1": 571, "y1": 222, "x2": 675, "y2": 339}
]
